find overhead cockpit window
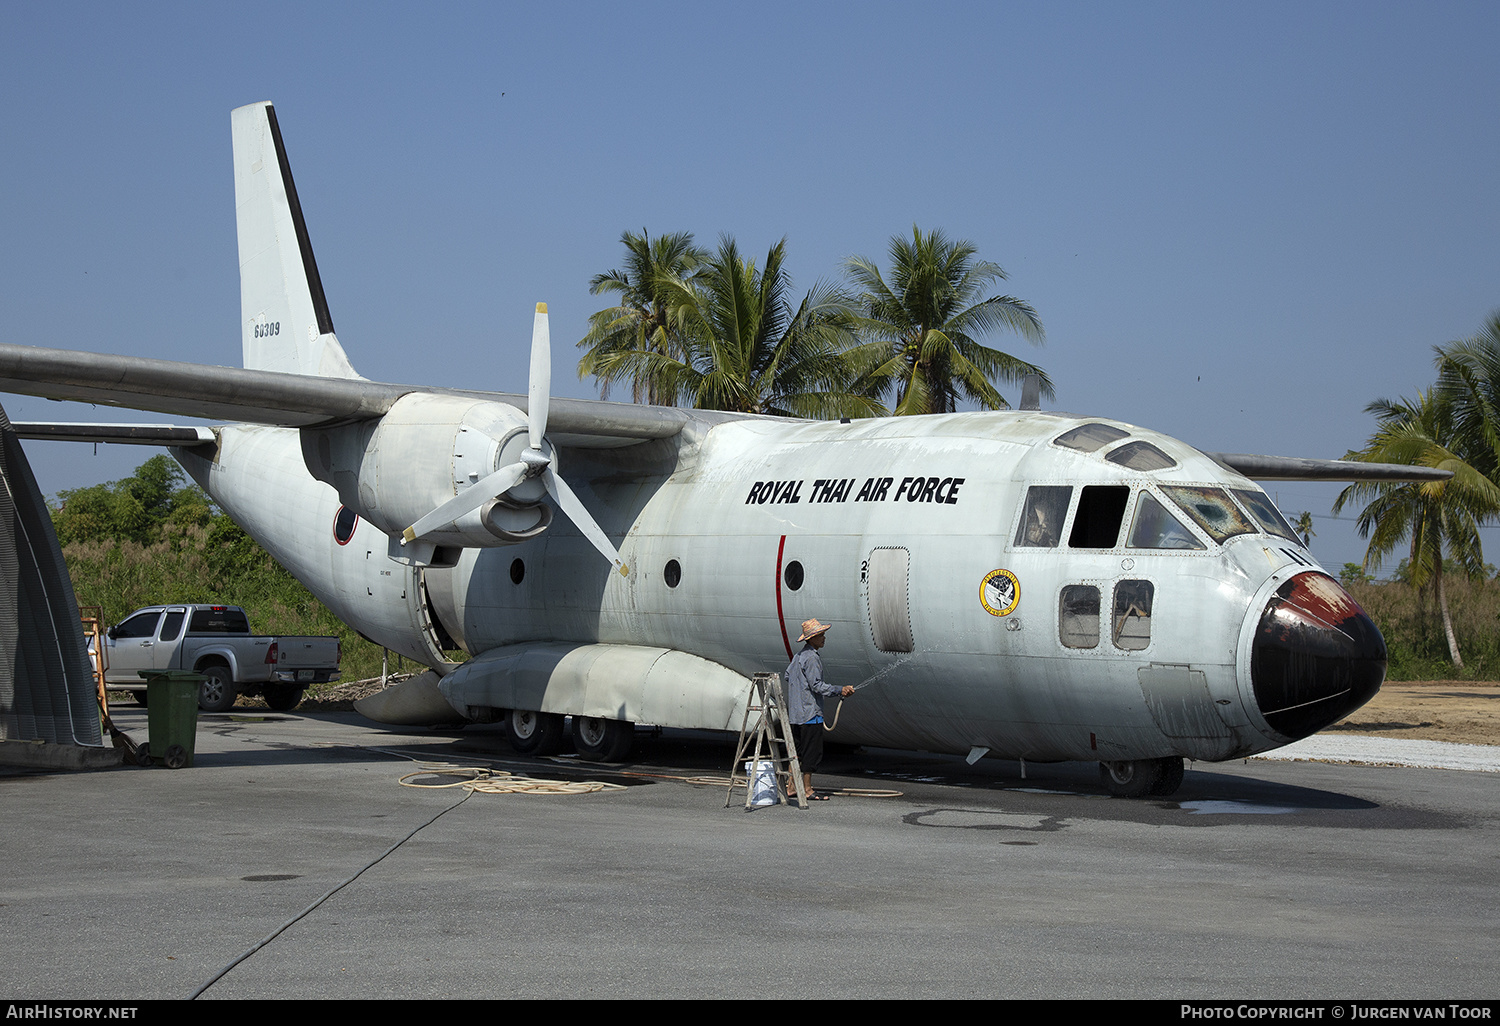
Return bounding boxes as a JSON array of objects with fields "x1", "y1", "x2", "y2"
[
  {"x1": 1127, "y1": 493, "x2": 1204, "y2": 549},
  {"x1": 1014, "y1": 485, "x2": 1072, "y2": 548},
  {"x1": 1162, "y1": 486, "x2": 1257, "y2": 543},
  {"x1": 1054, "y1": 423, "x2": 1130, "y2": 453},
  {"x1": 1059, "y1": 585, "x2": 1101, "y2": 649},
  {"x1": 1106, "y1": 441, "x2": 1177, "y2": 471},
  {"x1": 1231, "y1": 489, "x2": 1300, "y2": 544},
  {"x1": 1068, "y1": 486, "x2": 1130, "y2": 548},
  {"x1": 1113, "y1": 580, "x2": 1154, "y2": 651}
]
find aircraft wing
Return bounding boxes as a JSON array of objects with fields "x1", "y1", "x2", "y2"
[
  {"x1": 0, "y1": 343, "x2": 698, "y2": 446},
  {"x1": 1204, "y1": 452, "x2": 1452, "y2": 483}
]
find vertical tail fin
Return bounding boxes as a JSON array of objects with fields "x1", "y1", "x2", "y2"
[{"x1": 231, "y1": 102, "x2": 361, "y2": 379}]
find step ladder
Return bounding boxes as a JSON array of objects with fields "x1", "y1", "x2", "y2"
[{"x1": 727, "y1": 672, "x2": 806, "y2": 810}]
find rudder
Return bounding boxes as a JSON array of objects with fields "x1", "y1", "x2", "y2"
[{"x1": 231, "y1": 102, "x2": 361, "y2": 378}]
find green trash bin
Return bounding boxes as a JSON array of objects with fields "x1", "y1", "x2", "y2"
[{"x1": 140, "y1": 670, "x2": 202, "y2": 769}]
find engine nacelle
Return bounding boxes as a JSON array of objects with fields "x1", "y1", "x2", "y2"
[{"x1": 301, "y1": 393, "x2": 553, "y2": 549}]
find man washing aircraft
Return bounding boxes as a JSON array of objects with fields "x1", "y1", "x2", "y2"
[{"x1": 786, "y1": 619, "x2": 855, "y2": 802}]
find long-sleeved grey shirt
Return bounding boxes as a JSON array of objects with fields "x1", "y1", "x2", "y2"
[{"x1": 786, "y1": 644, "x2": 841, "y2": 725}]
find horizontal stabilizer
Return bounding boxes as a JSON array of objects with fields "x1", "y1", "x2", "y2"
[{"x1": 1206, "y1": 452, "x2": 1453, "y2": 482}]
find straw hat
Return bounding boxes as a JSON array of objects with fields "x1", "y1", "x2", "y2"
[{"x1": 798, "y1": 618, "x2": 831, "y2": 642}]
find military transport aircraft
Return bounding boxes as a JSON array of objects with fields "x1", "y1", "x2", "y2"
[{"x1": 0, "y1": 103, "x2": 1441, "y2": 797}]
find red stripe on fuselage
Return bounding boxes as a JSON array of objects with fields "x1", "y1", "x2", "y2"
[{"x1": 775, "y1": 534, "x2": 793, "y2": 661}]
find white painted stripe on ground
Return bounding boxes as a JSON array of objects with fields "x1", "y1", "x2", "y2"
[{"x1": 1252, "y1": 735, "x2": 1500, "y2": 773}]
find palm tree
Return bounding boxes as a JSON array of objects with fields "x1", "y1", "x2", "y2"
[
  {"x1": 577, "y1": 230, "x2": 708, "y2": 405},
  {"x1": 1433, "y1": 311, "x2": 1500, "y2": 480},
  {"x1": 844, "y1": 226, "x2": 1050, "y2": 415},
  {"x1": 651, "y1": 237, "x2": 883, "y2": 419},
  {"x1": 1294, "y1": 511, "x2": 1316, "y2": 547},
  {"x1": 1333, "y1": 389, "x2": 1500, "y2": 669}
]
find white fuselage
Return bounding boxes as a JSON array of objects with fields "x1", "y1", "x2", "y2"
[{"x1": 178, "y1": 407, "x2": 1349, "y2": 764}]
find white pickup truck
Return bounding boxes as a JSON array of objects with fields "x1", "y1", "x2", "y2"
[{"x1": 98, "y1": 605, "x2": 341, "y2": 712}]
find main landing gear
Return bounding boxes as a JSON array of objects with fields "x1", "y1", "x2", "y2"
[
  {"x1": 505, "y1": 709, "x2": 565, "y2": 755},
  {"x1": 1098, "y1": 756, "x2": 1185, "y2": 798},
  {"x1": 503, "y1": 710, "x2": 635, "y2": 762}
]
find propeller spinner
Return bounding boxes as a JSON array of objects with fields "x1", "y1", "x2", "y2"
[{"x1": 401, "y1": 303, "x2": 629, "y2": 577}]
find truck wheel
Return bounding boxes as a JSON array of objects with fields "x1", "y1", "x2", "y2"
[
  {"x1": 506, "y1": 710, "x2": 564, "y2": 756},
  {"x1": 198, "y1": 665, "x2": 236, "y2": 713},
  {"x1": 264, "y1": 685, "x2": 304, "y2": 712},
  {"x1": 571, "y1": 716, "x2": 633, "y2": 762}
]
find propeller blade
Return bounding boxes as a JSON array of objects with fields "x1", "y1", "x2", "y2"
[
  {"x1": 529, "y1": 302, "x2": 550, "y2": 453},
  {"x1": 402, "y1": 460, "x2": 528, "y2": 544},
  {"x1": 542, "y1": 466, "x2": 628, "y2": 577}
]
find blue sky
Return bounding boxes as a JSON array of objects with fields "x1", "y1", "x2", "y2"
[{"x1": 3, "y1": 1, "x2": 1498, "y2": 573}]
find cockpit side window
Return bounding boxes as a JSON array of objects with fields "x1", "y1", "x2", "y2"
[
  {"x1": 1231, "y1": 489, "x2": 1300, "y2": 544},
  {"x1": 1014, "y1": 485, "x2": 1072, "y2": 548},
  {"x1": 1162, "y1": 486, "x2": 1257, "y2": 543},
  {"x1": 1068, "y1": 486, "x2": 1130, "y2": 548},
  {"x1": 1128, "y1": 493, "x2": 1205, "y2": 549},
  {"x1": 1054, "y1": 423, "x2": 1130, "y2": 453},
  {"x1": 1106, "y1": 441, "x2": 1177, "y2": 471}
]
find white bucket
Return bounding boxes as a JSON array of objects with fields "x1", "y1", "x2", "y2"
[{"x1": 745, "y1": 760, "x2": 779, "y2": 806}]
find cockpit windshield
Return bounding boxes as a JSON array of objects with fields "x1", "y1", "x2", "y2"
[
  {"x1": 1230, "y1": 489, "x2": 1301, "y2": 544},
  {"x1": 1161, "y1": 486, "x2": 1258, "y2": 543}
]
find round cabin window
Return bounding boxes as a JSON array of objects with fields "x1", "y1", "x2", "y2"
[
  {"x1": 510, "y1": 558, "x2": 525, "y2": 585},
  {"x1": 664, "y1": 559, "x2": 682, "y2": 588},
  {"x1": 333, "y1": 506, "x2": 359, "y2": 546},
  {"x1": 783, "y1": 560, "x2": 804, "y2": 591}
]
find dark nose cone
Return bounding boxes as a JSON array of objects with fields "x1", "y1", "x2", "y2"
[{"x1": 1251, "y1": 572, "x2": 1387, "y2": 741}]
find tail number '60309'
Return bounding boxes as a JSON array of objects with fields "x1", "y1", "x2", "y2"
[{"x1": 254, "y1": 321, "x2": 281, "y2": 338}]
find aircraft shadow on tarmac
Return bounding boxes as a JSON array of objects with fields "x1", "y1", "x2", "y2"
[{"x1": 127, "y1": 712, "x2": 1463, "y2": 830}]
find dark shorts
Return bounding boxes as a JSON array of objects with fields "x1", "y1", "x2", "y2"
[{"x1": 797, "y1": 721, "x2": 824, "y2": 773}]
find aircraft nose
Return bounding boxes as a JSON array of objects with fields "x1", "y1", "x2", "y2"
[{"x1": 1249, "y1": 571, "x2": 1387, "y2": 741}]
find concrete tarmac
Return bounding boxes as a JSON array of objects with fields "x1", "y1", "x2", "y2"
[{"x1": 3, "y1": 708, "x2": 1497, "y2": 1000}]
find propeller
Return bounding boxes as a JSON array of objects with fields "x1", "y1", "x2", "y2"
[{"x1": 401, "y1": 303, "x2": 629, "y2": 577}]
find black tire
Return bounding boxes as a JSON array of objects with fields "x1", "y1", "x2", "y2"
[
  {"x1": 134, "y1": 742, "x2": 152, "y2": 767},
  {"x1": 506, "y1": 710, "x2": 565, "y2": 755},
  {"x1": 1148, "y1": 756, "x2": 1185, "y2": 797},
  {"x1": 264, "y1": 684, "x2": 304, "y2": 712},
  {"x1": 571, "y1": 716, "x2": 634, "y2": 762},
  {"x1": 163, "y1": 744, "x2": 189, "y2": 770},
  {"x1": 1098, "y1": 758, "x2": 1164, "y2": 798},
  {"x1": 197, "y1": 664, "x2": 237, "y2": 713}
]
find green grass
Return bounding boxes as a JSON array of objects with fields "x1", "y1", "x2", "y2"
[
  {"x1": 64, "y1": 521, "x2": 394, "y2": 684},
  {"x1": 1347, "y1": 578, "x2": 1500, "y2": 681}
]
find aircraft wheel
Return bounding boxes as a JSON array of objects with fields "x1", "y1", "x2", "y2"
[
  {"x1": 507, "y1": 710, "x2": 565, "y2": 756},
  {"x1": 264, "y1": 685, "x2": 304, "y2": 712},
  {"x1": 571, "y1": 716, "x2": 633, "y2": 762},
  {"x1": 1098, "y1": 758, "x2": 1164, "y2": 798},
  {"x1": 198, "y1": 665, "x2": 237, "y2": 713},
  {"x1": 1149, "y1": 756, "x2": 1185, "y2": 797}
]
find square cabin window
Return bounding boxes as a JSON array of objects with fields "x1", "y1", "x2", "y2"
[
  {"x1": 1113, "y1": 580, "x2": 1154, "y2": 651},
  {"x1": 1059, "y1": 585, "x2": 1100, "y2": 649}
]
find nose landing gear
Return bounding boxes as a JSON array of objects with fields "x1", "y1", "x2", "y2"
[{"x1": 1099, "y1": 756, "x2": 1184, "y2": 798}]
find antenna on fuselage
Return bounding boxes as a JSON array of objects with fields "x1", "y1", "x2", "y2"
[{"x1": 1020, "y1": 374, "x2": 1042, "y2": 412}]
